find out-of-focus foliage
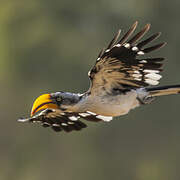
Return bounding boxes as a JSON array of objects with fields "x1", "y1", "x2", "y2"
[{"x1": 0, "y1": 0, "x2": 180, "y2": 180}]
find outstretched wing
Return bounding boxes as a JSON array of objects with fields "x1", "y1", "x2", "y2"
[
  {"x1": 18, "y1": 109, "x2": 112, "y2": 132},
  {"x1": 88, "y1": 21, "x2": 166, "y2": 95}
]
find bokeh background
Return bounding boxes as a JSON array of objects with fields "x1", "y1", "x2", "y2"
[{"x1": 1, "y1": 0, "x2": 180, "y2": 180}]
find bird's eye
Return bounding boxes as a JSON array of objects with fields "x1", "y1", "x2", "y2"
[{"x1": 56, "y1": 97, "x2": 62, "y2": 102}]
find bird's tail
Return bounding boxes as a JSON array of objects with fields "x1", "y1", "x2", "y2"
[{"x1": 146, "y1": 85, "x2": 180, "y2": 97}]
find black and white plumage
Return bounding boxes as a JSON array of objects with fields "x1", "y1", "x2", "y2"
[
  {"x1": 18, "y1": 21, "x2": 180, "y2": 133},
  {"x1": 88, "y1": 22, "x2": 165, "y2": 95}
]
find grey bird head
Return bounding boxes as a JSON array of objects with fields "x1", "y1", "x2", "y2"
[
  {"x1": 30, "y1": 92, "x2": 82, "y2": 116},
  {"x1": 50, "y1": 92, "x2": 82, "y2": 110}
]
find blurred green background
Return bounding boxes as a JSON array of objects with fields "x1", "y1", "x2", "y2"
[{"x1": 1, "y1": 0, "x2": 180, "y2": 180}]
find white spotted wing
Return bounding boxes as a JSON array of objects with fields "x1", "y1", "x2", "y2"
[
  {"x1": 18, "y1": 109, "x2": 113, "y2": 132},
  {"x1": 88, "y1": 21, "x2": 166, "y2": 95}
]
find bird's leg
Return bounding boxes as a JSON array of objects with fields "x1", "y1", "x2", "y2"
[{"x1": 137, "y1": 95, "x2": 155, "y2": 105}]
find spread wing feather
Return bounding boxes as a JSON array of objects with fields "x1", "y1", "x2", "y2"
[
  {"x1": 18, "y1": 109, "x2": 113, "y2": 132},
  {"x1": 18, "y1": 109, "x2": 87, "y2": 132},
  {"x1": 88, "y1": 21, "x2": 166, "y2": 95}
]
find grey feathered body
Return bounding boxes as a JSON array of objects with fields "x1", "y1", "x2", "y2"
[
  {"x1": 75, "y1": 90, "x2": 140, "y2": 117},
  {"x1": 65, "y1": 85, "x2": 180, "y2": 117}
]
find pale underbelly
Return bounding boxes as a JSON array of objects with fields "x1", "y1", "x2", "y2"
[{"x1": 87, "y1": 91, "x2": 140, "y2": 117}]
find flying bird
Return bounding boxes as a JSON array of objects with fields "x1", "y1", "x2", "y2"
[{"x1": 18, "y1": 21, "x2": 180, "y2": 133}]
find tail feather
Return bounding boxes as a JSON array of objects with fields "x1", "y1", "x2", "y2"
[{"x1": 146, "y1": 85, "x2": 180, "y2": 97}]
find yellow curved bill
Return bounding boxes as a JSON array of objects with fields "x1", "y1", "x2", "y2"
[{"x1": 30, "y1": 94, "x2": 58, "y2": 116}]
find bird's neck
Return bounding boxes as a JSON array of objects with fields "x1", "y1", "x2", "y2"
[{"x1": 63, "y1": 92, "x2": 90, "y2": 112}]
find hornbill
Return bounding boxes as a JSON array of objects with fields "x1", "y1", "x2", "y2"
[{"x1": 18, "y1": 21, "x2": 180, "y2": 133}]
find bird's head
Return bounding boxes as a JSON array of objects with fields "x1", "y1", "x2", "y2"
[{"x1": 30, "y1": 92, "x2": 81, "y2": 116}]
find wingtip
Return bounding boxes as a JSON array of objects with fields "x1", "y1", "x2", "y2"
[
  {"x1": 17, "y1": 118, "x2": 29, "y2": 123},
  {"x1": 134, "y1": 21, "x2": 138, "y2": 26},
  {"x1": 154, "y1": 32, "x2": 162, "y2": 38},
  {"x1": 163, "y1": 42, "x2": 167, "y2": 46},
  {"x1": 132, "y1": 21, "x2": 138, "y2": 29},
  {"x1": 117, "y1": 29, "x2": 121, "y2": 36},
  {"x1": 115, "y1": 29, "x2": 121, "y2": 38},
  {"x1": 145, "y1": 23, "x2": 151, "y2": 30},
  {"x1": 160, "y1": 42, "x2": 167, "y2": 48}
]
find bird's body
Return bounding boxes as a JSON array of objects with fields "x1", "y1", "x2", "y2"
[
  {"x1": 68, "y1": 90, "x2": 139, "y2": 117},
  {"x1": 18, "y1": 21, "x2": 180, "y2": 132}
]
